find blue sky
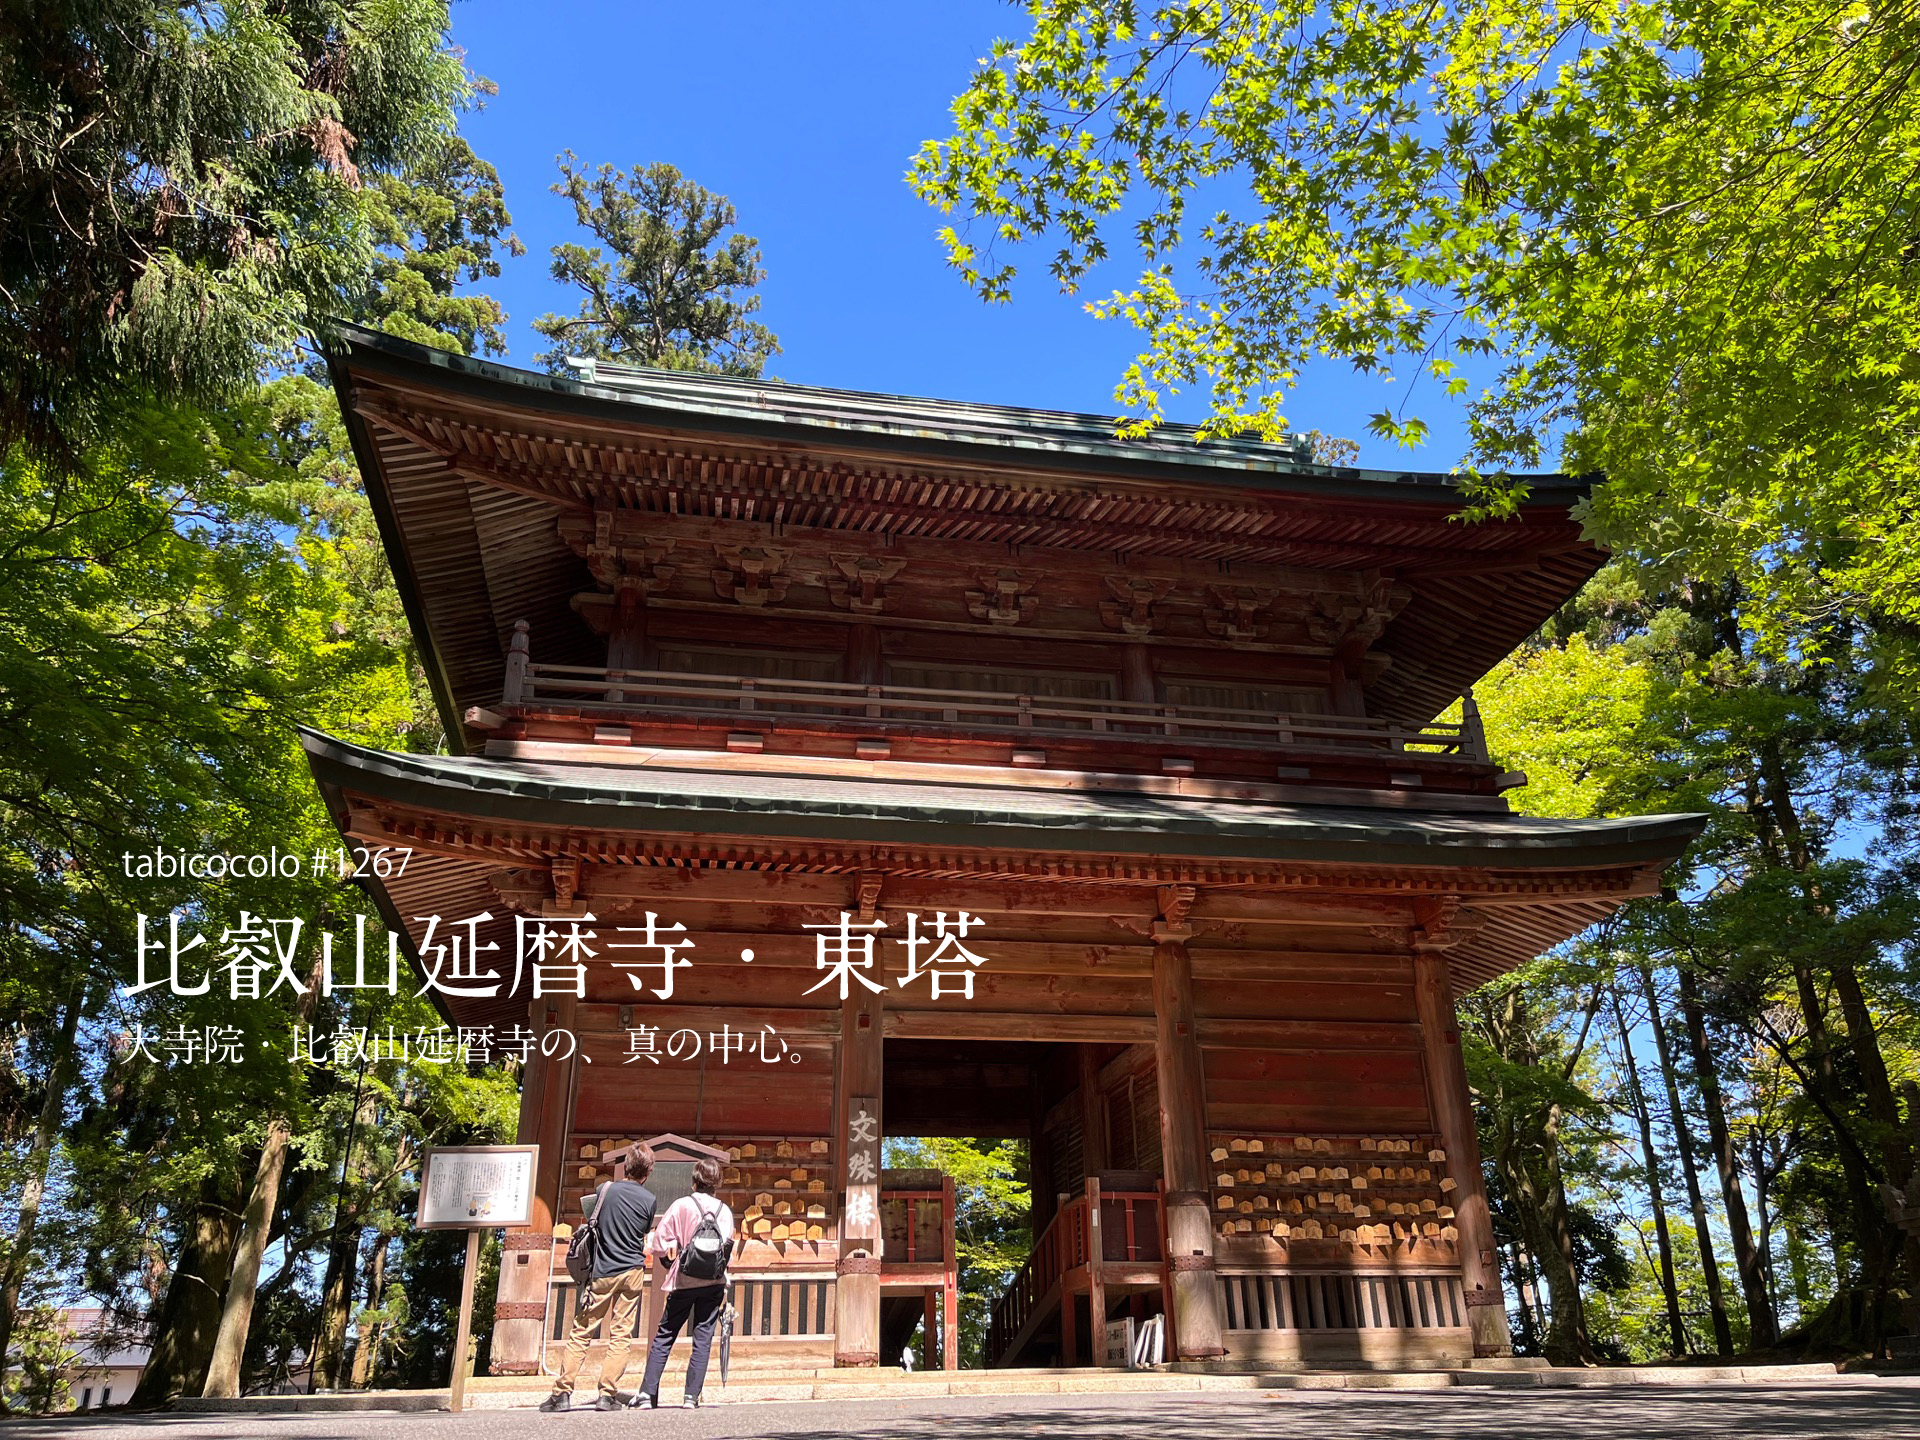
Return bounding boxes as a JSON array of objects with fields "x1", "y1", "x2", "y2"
[{"x1": 451, "y1": 0, "x2": 1479, "y2": 470}]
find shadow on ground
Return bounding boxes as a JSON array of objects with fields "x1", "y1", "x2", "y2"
[{"x1": 3, "y1": 1383, "x2": 1917, "y2": 1440}]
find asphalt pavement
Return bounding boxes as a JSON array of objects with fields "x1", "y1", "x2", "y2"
[{"x1": 4, "y1": 1381, "x2": 1920, "y2": 1440}]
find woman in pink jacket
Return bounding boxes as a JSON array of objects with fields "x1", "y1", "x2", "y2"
[{"x1": 632, "y1": 1156, "x2": 736, "y2": 1408}]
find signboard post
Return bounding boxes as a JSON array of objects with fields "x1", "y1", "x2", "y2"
[{"x1": 417, "y1": 1145, "x2": 538, "y2": 1413}]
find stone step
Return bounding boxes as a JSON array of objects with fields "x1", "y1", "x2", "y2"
[{"x1": 177, "y1": 1358, "x2": 1847, "y2": 1415}]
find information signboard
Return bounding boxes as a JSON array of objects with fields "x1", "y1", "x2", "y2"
[
  {"x1": 417, "y1": 1144, "x2": 538, "y2": 1230},
  {"x1": 414, "y1": 1144, "x2": 539, "y2": 1411}
]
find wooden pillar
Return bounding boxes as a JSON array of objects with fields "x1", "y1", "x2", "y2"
[
  {"x1": 847, "y1": 623, "x2": 883, "y2": 688},
  {"x1": 1329, "y1": 641, "x2": 1368, "y2": 717},
  {"x1": 1078, "y1": 1045, "x2": 1109, "y2": 1176},
  {"x1": 1086, "y1": 1175, "x2": 1107, "y2": 1364},
  {"x1": 489, "y1": 992, "x2": 576, "y2": 1374},
  {"x1": 1028, "y1": 1067, "x2": 1056, "y2": 1233},
  {"x1": 1121, "y1": 643, "x2": 1155, "y2": 706},
  {"x1": 1149, "y1": 886, "x2": 1226, "y2": 1360},
  {"x1": 921, "y1": 1290, "x2": 938, "y2": 1371},
  {"x1": 1413, "y1": 941, "x2": 1514, "y2": 1356},
  {"x1": 606, "y1": 580, "x2": 650, "y2": 673},
  {"x1": 834, "y1": 972, "x2": 884, "y2": 1366}
]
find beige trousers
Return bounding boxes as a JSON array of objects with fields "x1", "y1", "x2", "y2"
[{"x1": 552, "y1": 1266, "x2": 648, "y2": 1397}]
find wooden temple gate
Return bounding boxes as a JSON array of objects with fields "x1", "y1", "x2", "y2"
[{"x1": 306, "y1": 327, "x2": 1704, "y2": 1372}]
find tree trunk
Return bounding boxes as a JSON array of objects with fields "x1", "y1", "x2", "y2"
[
  {"x1": 311, "y1": 1230, "x2": 360, "y2": 1388},
  {"x1": 130, "y1": 1181, "x2": 243, "y2": 1406},
  {"x1": 1789, "y1": 962, "x2": 1890, "y2": 1281},
  {"x1": 1755, "y1": 743, "x2": 1898, "y2": 1286},
  {"x1": 310, "y1": 1077, "x2": 377, "y2": 1389},
  {"x1": 1506, "y1": 1243, "x2": 1543, "y2": 1354},
  {"x1": 1675, "y1": 964, "x2": 1777, "y2": 1347},
  {"x1": 1826, "y1": 958, "x2": 1920, "y2": 1314},
  {"x1": 0, "y1": 983, "x2": 82, "y2": 1410},
  {"x1": 1539, "y1": 1100, "x2": 1599, "y2": 1363},
  {"x1": 1480, "y1": 987, "x2": 1594, "y2": 1364},
  {"x1": 202, "y1": 960, "x2": 323, "y2": 1398},
  {"x1": 1493, "y1": 1118, "x2": 1594, "y2": 1364},
  {"x1": 1640, "y1": 965, "x2": 1732, "y2": 1354},
  {"x1": 1612, "y1": 986, "x2": 1686, "y2": 1355},
  {"x1": 201, "y1": 1120, "x2": 293, "y2": 1397},
  {"x1": 1828, "y1": 958, "x2": 1906, "y2": 1178},
  {"x1": 1784, "y1": 1219, "x2": 1816, "y2": 1321},
  {"x1": 348, "y1": 1238, "x2": 389, "y2": 1388}
]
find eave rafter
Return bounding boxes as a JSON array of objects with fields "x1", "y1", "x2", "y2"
[{"x1": 348, "y1": 386, "x2": 1583, "y2": 572}]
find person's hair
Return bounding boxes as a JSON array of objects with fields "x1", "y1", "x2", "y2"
[
  {"x1": 691, "y1": 1156, "x2": 721, "y2": 1194},
  {"x1": 619, "y1": 1144, "x2": 655, "y2": 1184}
]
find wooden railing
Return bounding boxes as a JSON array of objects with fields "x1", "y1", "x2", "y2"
[
  {"x1": 881, "y1": 1186, "x2": 949, "y2": 1265},
  {"x1": 987, "y1": 1192, "x2": 1092, "y2": 1366},
  {"x1": 1218, "y1": 1270, "x2": 1467, "y2": 1332},
  {"x1": 496, "y1": 625, "x2": 1490, "y2": 762},
  {"x1": 1095, "y1": 1186, "x2": 1166, "y2": 1266},
  {"x1": 985, "y1": 1179, "x2": 1168, "y2": 1366}
]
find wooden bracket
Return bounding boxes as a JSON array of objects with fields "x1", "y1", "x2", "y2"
[
  {"x1": 854, "y1": 870, "x2": 884, "y2": 924},
  {"x1": 566, "y1": 510, "x2": 676, "y2": 594},
  {"x1": 550, "y1": 856, "x2": 580, "y2": 910},
  {"x1": 712, "y1": 543, "x2": 793, "y2": 606},
  {"x1": 1411, "y1": 896, "x2": 1465, "y2": 951},
  {"x1": 1306, "y1": 576, "x2": 1408, "y2": 648},
  {"x1": 1153, "y1": 883, "x2": 1197, "y2": 941},
  {"x1": 1203, "y1": 585, "x2": 1276, "y2": 641},
  {"x1": 1099, "y1": 574, "x2": 1174, "y2": 637},
  {"x1": 966, "y1": 568, "x2": 1039, "y2": 626},
  {"x1": 827, "y1": 554, "x2": 906, "y2": 614}
]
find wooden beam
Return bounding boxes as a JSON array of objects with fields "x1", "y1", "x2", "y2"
[{"x1": 886, "y1": 1012, "x2": 1155, "y2": 1044}]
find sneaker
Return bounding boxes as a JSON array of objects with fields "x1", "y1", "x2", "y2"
[
  {"x1": 681, "y1": 1395, "x2": 700, "y2": 1408},
  {"x1": 537, "y1": 1392, "x2": 570, "y2": 1413},
  {"x1": 628, "y1": 1392, "x2": 658, "y2": 1409},
  {"x1": 594, "y1": 1395, "x2": 624, "y2": 1412}
]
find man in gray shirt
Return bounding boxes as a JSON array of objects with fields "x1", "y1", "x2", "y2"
[{"x1": 542, "y1": 1145, "x2": 657, "y2": 1411}]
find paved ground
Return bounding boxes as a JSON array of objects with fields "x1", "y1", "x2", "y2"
[{"x1": 5, "y1": 1382, "x2": 1920, "y2": 1440}]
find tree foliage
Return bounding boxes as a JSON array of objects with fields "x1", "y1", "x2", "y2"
[
  {"x1": 886, "y1": 1137, "x2": 1030, "y2": 1366},
  {"x1": 534, "y1": 155, "x2": 780, "y2": 375},
  {"x1": 913, "y1": 1, "x2": 1920, "y2": 685},
  {"x1": 0, "y1": 1, "x2": 473, "y2": 457},
  {"x1": 1461, "y1": 561, "x2": 1919, "y2": 1358}
]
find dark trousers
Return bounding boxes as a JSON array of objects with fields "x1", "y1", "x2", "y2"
[{"x1": 639, "y1": 1283, "x2": 726, "y2": 1401}]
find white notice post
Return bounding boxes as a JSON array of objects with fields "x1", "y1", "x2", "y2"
[{"x1": 416, "y1": 1144, "x2": 538, "y2": 1413}]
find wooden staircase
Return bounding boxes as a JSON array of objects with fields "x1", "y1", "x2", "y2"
[{"x1": 987, "y1": 1175, "x2": 1170, "y2": 1368}]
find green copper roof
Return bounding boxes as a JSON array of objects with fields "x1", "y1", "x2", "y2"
[
  {"x1": 303, "y1": 730, "x2": 1703, "y2": 872},
  {"x1": 324, "y1": 322, "x2": 1589, "y2": 504}
]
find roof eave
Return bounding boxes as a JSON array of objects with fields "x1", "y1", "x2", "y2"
[
  {"x1": 321, "y1": 321, "x2": 1594, "y2": 511},
  {"x1": 301, "y1": 728, "x2": 1706, "y2": 875}
]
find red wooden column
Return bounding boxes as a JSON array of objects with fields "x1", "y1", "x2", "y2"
[
  {"x1": 490, "y1": 992, "x2": 578, "y2": 1373},
  {"x1": 1149, "y1": 886, "x2": 1227, "y2": 1361},
  {"x1": 1411, "y1": 908, "x2": 1514, "y2": 1357},
  {"x1": 833, "y1": 933, "x2": 885, "y2": 1367}
]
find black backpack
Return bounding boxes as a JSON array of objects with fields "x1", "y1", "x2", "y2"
[
  {"x1": 565, "y1": 1183, "x2": 609, "y2": 1285},
  {"x1": 677, "y1": 1197, "x2": 729, "y2": 1282}
]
